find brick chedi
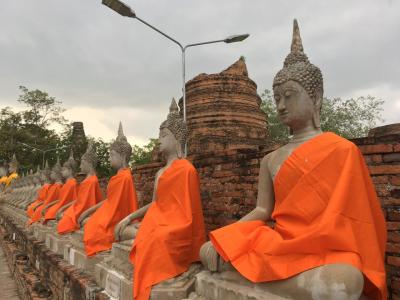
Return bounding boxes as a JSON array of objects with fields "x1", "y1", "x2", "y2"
[{"x1": 181, "y1": 57, "x2": 268, "y2": 154}]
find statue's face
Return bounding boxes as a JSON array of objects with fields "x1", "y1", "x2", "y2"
[
  {"x1": 61, "y1": 166, "x2": 72, "y2": 179},
  {"x1": 273, "y1": 80, "x2": 316, "y2": 129},
  {"x1": 9, "y1": 165, "x2": 16, "y2": 174},
  {"x1": 80, "y1": 159, "x2": 92, "y2": 174},
  {"x1": 33, "y1": 176, "x2": 40, "y2": 185},
  {"x1": 50, "y1": 171, "x2": 57, "y2": 181},
  {"x1": 109, "y1": 150, "x2": 125, "y2": 169},
  {"x1": 159, "y1": 128, "x2": 178, "y2": 155}
]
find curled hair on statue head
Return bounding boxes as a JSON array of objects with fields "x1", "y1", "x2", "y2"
[
  {"x1": 110, "y1": 122, "x2": 132, "y2": 163},
  {"x1": 159, "y1": 98, "x2": 188, "y2": 154}
]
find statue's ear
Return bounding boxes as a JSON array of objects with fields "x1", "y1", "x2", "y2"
[{"x1": 314, "y1": 89, "x2": 323, "y2": 113}]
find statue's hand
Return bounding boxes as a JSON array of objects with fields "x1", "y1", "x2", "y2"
[
  {"x1": 199, "y1": 241, "x2": 219, "y2": 272},
  {"x1": 114, "y1": 215, "x2": 133, "y2": 242}
]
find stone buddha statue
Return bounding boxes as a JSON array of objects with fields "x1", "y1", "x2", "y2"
[
  {"x1": 0, "y1": 163, "x2": 8, "y2": 192},
  {"x1": 57, "y1": 142, "x2": 104, "y2": 234},
  {"x1": 115, "y1": 99, "x2": 206, "y2": 300},
  {"x1": 81, "y1": 123, "x2": 138, "y2": 256},
  {"x1": 41, "y1": 158, "x2": 64, "y2": 217},
  {"x1": 27, "y1": 163, "x2": 52, "y2": 219},
  {"x1": 44, "y1": 151, "x2": 78, "y2": 222},
  {"x1": 29, "y1": 160, "x2": 62, "y2": 224},
  {"x1": 6, "y1": 154, "x2": 19, "y2": 188},
  {"x1": 199, "y1": 20, "x2": 387, "y2": 300}
]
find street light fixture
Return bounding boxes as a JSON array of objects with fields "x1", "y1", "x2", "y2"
[{"x1": 101, "y1": 0, "x2": 249, "y2": 155}]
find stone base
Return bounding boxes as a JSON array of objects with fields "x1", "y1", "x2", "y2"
[
  {"x1": 187, "y1": 271, "x2": 288, "y2": 300},
  {"x1": 46, "y1": 230, "x2": 71, "y2": 256},
  {"x1": 151, "y1": 264, "x2": 201, "y2": 300},
  {"x1": 33, "y1": 223, "x2": 49, "y2": 242},
  {"x1": 69, "y1": 247, "x2": 109, "y2": 275}
]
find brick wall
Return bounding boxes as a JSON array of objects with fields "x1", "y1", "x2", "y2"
[{"x1": 352, "y1": 124, "x2": 400, "y2": 299}]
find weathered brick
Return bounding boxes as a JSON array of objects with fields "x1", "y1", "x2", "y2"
[
  {"x1": 388, "y1": 210, "x2": 400, "y2": 221},
  {"x1": 388, "y1": 222, "x2": 400, "y2": 230},
  {"x1": 391, "y1": 175, "x2": 400, "y2": 186},
  {"x1": 388, "y1": 256, "x2": 400, "y2": 267},
  {"x1": 389, "y1": 232, "x2": 400, "y2": 243},
  {"x1": 387, "y1": 242, "x2": 400, "y2": 253},
  {"x1": 372, "y1": 175, "x2": 389, "y2": 184},
  {"x1": 395, "y1": 144, "x2": 400, "y2": 152},
  {"x1": 384, "y1": 153, "x2": 400, "y2": 163},
  {"x1": 368, "y1": 165, "x2": 400, "y2": 175},
  {"x1": 359, "y1": 144, "x2": 393, "y2": 154}
]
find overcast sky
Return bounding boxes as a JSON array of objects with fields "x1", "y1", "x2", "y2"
[{"x1": 1, "y1": 0, "x2": 399, "y2": 146}]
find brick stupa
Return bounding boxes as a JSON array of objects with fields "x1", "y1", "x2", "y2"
[{"x1": 180, "y1": 57, "x2": 268, "y2": 154}]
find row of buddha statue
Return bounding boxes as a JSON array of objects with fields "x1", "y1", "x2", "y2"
[
  {"x1": 0, "y1": 154, "x2": 19, "y2": 191},
  {"x1": 2, "y1": 20, "x2": 387, "y2": 300}
]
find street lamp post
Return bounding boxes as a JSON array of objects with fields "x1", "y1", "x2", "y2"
[
  {"x1": 102, "y1": 0, "x2": 249, "y2": 155},
  {"x1": 17, "y1": 142, "x2": 69, "y2": 168}
]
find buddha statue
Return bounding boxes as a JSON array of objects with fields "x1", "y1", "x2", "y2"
[
  {"x1": 57, "y1": 141, "x2": 103, "y2": 234},
  {"x1": 27, "y1": 163, "x2": 51, "y2": 219},
  {"x1": 24, "y1": 167, "x2": 43, "y2": 209},
  {"x1": 29, "y1": 160, "x2": 62, "y2": 224},
  {"x1": 43, "y1": 151, "x2": 78, "y2": 222},
  {"x1": 79, "y1": 123, "x2": 138, "y2": 256},
  {"x1": 199, "y1": 20, "x2": 387, "y2": 300},
  {"x1": 6, "y1": 154, "x2": 19, "y2": 188},
  {"x1": 0, "y1": 162, "x2": 8, "y2": 192},
  {"x1": 115, "y1": 99, "x2": 206, "y2": 300}
]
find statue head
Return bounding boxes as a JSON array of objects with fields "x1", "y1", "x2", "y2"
[
  {"x1": 273, "y1": 19, "x2": 323, "y2": 131},
  {"x1": 40, "y1": 161, "x2": 51, "y2": 183},
  {"x1": 50, "y1": 157, "x2": 63, "y2": 183},
  {"x1": 159, "y1": 98, "x2": 187, "y2": 158},
  {"x1": 62, "y1": 150, "x2": 76, "y2": 179},
  {"x1": 33, "y1": 166, "x2": 41, "y2": 185},
  {"x1": 8, "y1": 154, "x2": 19, "y2": 174},
  {"x1": 109, "y1": 122, "x2": 132, "y2": 169},
  {"x1": 0, "y1": 162, "x2": 6, "y2": 177},
  {"x1": 80, "y1": 141, "x2": 97, "y2": 174}
]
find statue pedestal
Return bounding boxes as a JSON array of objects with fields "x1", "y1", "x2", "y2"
[
  {"x1": 44, "y1": 221, "x2": 70, "y2": 256},
  {"x1": 94, "y1": 240, "x2": 133, "y2": 300},
  {"x1": 68, "y1": 230, "x2": 109, "y2": 275},
  {"x1": 94, "y1": 239, "x2": 202, "y2": 300},
  {"x1": 186, "y1": 271, "x2": 288, "y2": 300},
  {"x1": 33, "y1": 223, "x2": 51, "y2": 242}
]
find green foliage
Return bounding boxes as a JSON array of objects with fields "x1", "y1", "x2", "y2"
[
  {"x1": 90, "y1": 137, "x2": 113, "y2": 178},
  {"x1": 260, "y1": 89, "x2": 385, "y2": 143},
  {"x1": 130, "y1": 139, "x2": 158, "y2": 166},
  {"x1": 18, "y1": 86, "x2": 67, "y2": 128}
]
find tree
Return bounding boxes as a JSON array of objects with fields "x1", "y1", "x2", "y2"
[
  {"x1": 0, "y1": 87, "x2": 67, "y2": 172},
  {"x1": 260, "y1": 89, "x2": 385, "y2": 143},
  {"x1": 18, "y1": 86, "x2": 67, "y2": 128},
  {"x1": 130, "y1": 139, "x2": 158, "y2": 166}
]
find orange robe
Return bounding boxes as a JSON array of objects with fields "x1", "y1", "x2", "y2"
[
  {"x1": 28, "y1": 183, "x2": 62, "y2": 224},
  {"x1": 129, "y1": 159, "x2": 206, "y2": 300},
  {"x1": 27, "y1": 183, "x2": 50, "y2": 218},
  {"x1": 210, "y1": 132, "x2": 387, "y2": 300},
  {"x1": 44, "y1": 178, "x2": 78, "y2": 222},
  {"x1": 84, "y1": 168, "x2": 138, "y2": 256},
  {"x1": 57, "y1": 175, "x2": 103, "y2": 234}
]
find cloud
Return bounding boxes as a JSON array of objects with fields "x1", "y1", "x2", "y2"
[{"x1": 0, "y1": 0, "x2": 399, "y2": 143}]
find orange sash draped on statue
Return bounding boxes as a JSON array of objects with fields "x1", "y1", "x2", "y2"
[
  {"x1": 84, "y1": 168, "x2": 138, "y2": 256},
  {"x1": 57, "y1": 175, "x2": 103, "y2": 234},
  {"x1": 44, "y1": 178, "x2": 78, "y2": 221},
  {"x1": 27, "y1": 183, "x2": 50, "y2": 218},
  {"x1": 28, "y1": 183, "x2": 62, "y2": 224},
  {"x1": 210, "y1": 132, "x2": 387, "y2": 300},
  {"x1": 129, "y1": 159, "x2": 206, "y2": 300}
]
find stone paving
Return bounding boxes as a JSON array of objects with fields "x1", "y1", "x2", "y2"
[{"x1": 0, "y1": 244, "x2": 21, "y2": 300}]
